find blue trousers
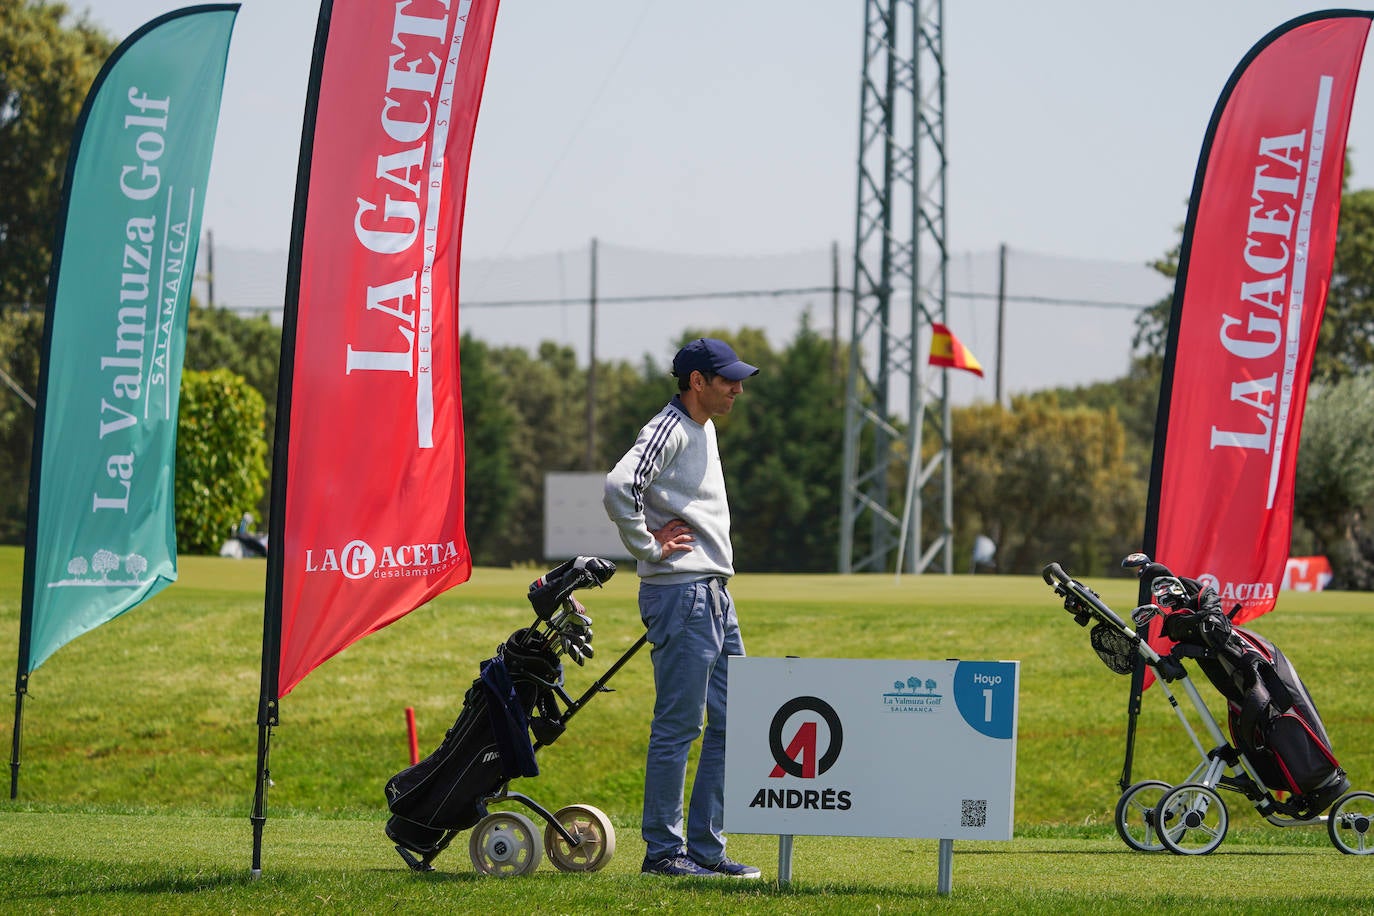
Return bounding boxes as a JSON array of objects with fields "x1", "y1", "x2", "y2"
[{"x1": 639, "y1": 577, "x2": 744, "y2": 864}]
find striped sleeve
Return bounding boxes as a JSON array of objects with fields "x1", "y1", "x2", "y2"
[{"x1": 604, "y1": 409, "x2": 682, "y2": 562}]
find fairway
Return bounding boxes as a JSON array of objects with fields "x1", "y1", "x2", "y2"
[{"x1": 2, "y1": 547, "x2": 1372, "y2": 912}]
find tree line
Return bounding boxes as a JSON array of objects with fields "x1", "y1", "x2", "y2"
[
  {"x1": 0, "y1": 301, "x2": 1154, "y2": 576},
  {"x1": 5, "y1": 292, "x2": 1372, "y2": 582},
  {"x1": 6, "y1": 0, "x2": 1374, "y2": 582}
]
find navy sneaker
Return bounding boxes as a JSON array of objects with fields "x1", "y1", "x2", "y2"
[
  {"x1": 692, "y1": 855, "x2": 762, "y2": 879},
  {"x1": 641, "y1": 854, "x2": 716, "y2": 877}
]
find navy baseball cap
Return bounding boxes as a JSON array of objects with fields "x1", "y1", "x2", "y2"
[{"x1": 671, "y1": 338, "x2": 759, "y2": 381}]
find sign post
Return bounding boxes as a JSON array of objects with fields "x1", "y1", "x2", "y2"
[{"x1": 725, "y1": 657, "x2": 1018, "y2": 894}]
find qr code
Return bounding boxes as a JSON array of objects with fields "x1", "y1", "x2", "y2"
[{"x1": 961, "y1": 798, "x2": 987, "y2": 828}]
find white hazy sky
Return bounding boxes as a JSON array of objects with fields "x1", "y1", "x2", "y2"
[{"x1": 77, "y1": 1, "x2": 1374, "y2": 266}]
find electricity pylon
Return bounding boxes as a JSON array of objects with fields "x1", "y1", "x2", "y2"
[{"x1": 839, "y1": 0, "x2": 951, "y2": 575}]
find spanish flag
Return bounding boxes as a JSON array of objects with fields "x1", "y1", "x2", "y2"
[{"x1": 928, "y1": 323, "x2": 984, "y2": 377}]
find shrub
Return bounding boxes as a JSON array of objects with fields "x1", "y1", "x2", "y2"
[{"x1": 175, "y1": 368, "x2": 268, "y2": 553}]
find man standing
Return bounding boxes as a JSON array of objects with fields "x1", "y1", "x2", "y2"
[{"x1": 603, "y1": 337, "x2": 762, "y2": 879}]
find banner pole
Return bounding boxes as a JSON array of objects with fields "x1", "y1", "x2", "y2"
[
  {"x1": 248, "y1": 0, "x2": 332, "y2": 874},
  {"x1": 250, "y1": 721, "x2": 273, "y2": 877},
  {"x1": 9, "y1": 682, "x2": 24, "y2": 800},
  {"x1": 251, "y1": 546, "x2": 282, "y2": 877},
  {"x1": 12, "y1": 520, "x2": 37, "y2": 800},
  {"x1": 9, "y1": 0, "x2": 76, "y2": 794}
]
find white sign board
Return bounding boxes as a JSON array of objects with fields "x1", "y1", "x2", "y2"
[
  {"x1": 543, "y1": 471, "x2": 631, "y2": 561},
  {"x1": 725, "y1": 657, "x2": 1018, "y2": 840}
]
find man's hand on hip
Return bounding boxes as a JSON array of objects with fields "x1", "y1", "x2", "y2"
[{"x1": 652, "y1": 518, "x2": 695, "y2": 556}]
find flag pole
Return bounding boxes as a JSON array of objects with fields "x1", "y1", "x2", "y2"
[
  {"x1": 13, "y1": 343, "x2": 53, "y2": 798},
  {"x1": 12, "y1": 372, "x2": 48, "y2": 796},
  {"x1": 894, "y1": 369, "x2": 931, "y2": 581},
  {"x1": 251, "y1": 0, "x2": 333, "y2": 875},
  {"x1": 9, "y1": 10, "x2": 95, "y2": 793},
  {"x1": 12, "y1": 448, "x2": 43, "y2": 799},
  {"x1": 251, "y1": 489, "x2": 285, "y2": 876},
  {"x1": 9, "y1": 681, "x2": 25, "y2": 800}
]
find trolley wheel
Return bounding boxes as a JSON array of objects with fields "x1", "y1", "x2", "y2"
[
  {"x1": 1154, "y1": 783, "x2": 1228, "y2": 855},
  {"x1": 469, "y1": 811, "x2": 543, "y2": 876},
  {"x1": 544, "y1": 804, "x2": 617, "y2": 872},
  {"x1": 1327, "y1": 790, "x2": 1374, "y2": 855},
  {"x1": 1114, "y1": 780, "x2": 1172, "y2": 852}
]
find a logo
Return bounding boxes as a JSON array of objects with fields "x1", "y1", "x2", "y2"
[
  {"x1": 882, "y1": 673, "x2": 943, "y2": 713},
  {"x1": 1196, "y1": 572, "x2": 1274, "y2": 604},
  {"x1": 748, "y1": 695, "x2": 852, "y2": 812},
  {"x1": 339, "y1": 540, "x2": 376, "y2": 579},
  {"x1": 304, "y1": 538, "x2": 462, "y2": 580},
  {"x1": 768, "y1": 696, "x2": 842, "y2": 778},
  {"x1": 47, "y1": 549, "x2": 151, "y2": 588}
]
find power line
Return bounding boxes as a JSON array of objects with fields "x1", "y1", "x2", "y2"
[
  {"x1": 458, "y1": 286, "x2": 1156, "y2": 312},
  {"x1": 203, "y1": 285, "x2": 1159, "y2": 315},
  {"x1": 462, "y1": 286, "x2": 840, "y2": 309},
  {"x1": 948, "y1": 290, "x2": 1158, "y2": 311}
]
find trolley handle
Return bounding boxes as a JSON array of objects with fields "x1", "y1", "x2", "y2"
[
  {"x1": 1045, "y1": 560, "x2": 1177, "y2": 671},
  {"x1": 1041, "y1": 562, "x2": 1134, "y2": 634}
]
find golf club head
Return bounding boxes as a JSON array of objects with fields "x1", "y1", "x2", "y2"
[
  {"x1": 1150, "y1": 576, "x2": 1189, "y2": 609},
  {"x1": 1121, "y1": 552, "x2": 1151, "y2": 573},
  {"x1": 562, "y1": 598, "x2": 591, "y2": 626},
  {"x1": 572, "y1": 555, "x2": 617, "y2": 588},
  {"x1": 565, "y1": 640, "x2": 586, "y2": 665},
  {"x1": 1132, "y1": 603, "x2": 1161, "y2": 626},
  {"x1": 527, "y1": 556, "x2": 618, "y2": 619}
]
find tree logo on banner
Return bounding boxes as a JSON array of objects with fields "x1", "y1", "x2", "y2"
[{"x1": 47, "y1": 550, "x2": 151, "y2": 587}]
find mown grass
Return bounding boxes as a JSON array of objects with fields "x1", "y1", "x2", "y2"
[
  {"x1": 4, "y1": 812, "x2": 1374, "y2": 915},
  {"x1": 2, "y1": 546, "x2": 1372, "y2": 912}
]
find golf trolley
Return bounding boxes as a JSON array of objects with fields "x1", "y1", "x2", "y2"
[
  {"x1": 1042, "y1": 556, "x2": 1373, "y2": 855},
  {"x1": 383, "y1": 556, "x2": 647, "y2": 876}
]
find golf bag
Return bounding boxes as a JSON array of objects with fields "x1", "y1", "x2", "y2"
[
  {"x1": 1156, "y1": 583, "x2": 1349, "y2": 811},
  {"x1": 382, "y1": 556, "x2": 624, "y2": 871},
  {"x1": 383, "y1": 629, "x2": 567, "y2": 855}
]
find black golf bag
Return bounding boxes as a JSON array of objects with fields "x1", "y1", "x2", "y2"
[
  {"x1": 1158, "y1": 584, "x2": 1349, "y2": 813},
  {"x1": 383, "y1": 629, "x2": 568, "y2": 855},
  {"x1": 382, "y1": 556, "x2": 620, "y2": 869}
]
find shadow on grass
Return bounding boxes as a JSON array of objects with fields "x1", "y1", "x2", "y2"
[
  {"x1": 6, "y1": 855, "x2": 258, "y2": 901},
  {"x1": 361, "y1": 865, "x2": 484, "y2": 882},
  {"x1": 372, "y1": 867, "x2": 939, "y2": 900}
]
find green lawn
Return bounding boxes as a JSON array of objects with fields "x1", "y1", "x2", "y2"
[{"x1": 2, "y1": 547, "x2": 1371, "y2": 912}]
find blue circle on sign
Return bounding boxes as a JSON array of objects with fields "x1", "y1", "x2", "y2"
[{"x1": 953, "y1": 662, "x2": 1015, "y2": 739}]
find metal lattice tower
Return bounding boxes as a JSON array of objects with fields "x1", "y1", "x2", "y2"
[{"x1": 839, "y1": 0, "x2": 950, "y2": 574}]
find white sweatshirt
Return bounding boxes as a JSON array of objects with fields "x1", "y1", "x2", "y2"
[{"x1": 603, "y1": 396, "x2": 735, "y2": 583}]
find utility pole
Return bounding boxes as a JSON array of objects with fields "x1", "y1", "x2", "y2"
[
  {"x1": 585, "y1": 237, "x2": 598, "y2": 469},
  {"x1": 831, "y1": 241, "x2": 841, "y2": 379},
  {"x1": 996, "y1": 243, "x2": 1007, "y2": 407},
  {"x1": 206, "y1": 229, "x2": 216, "y2": 308}
]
